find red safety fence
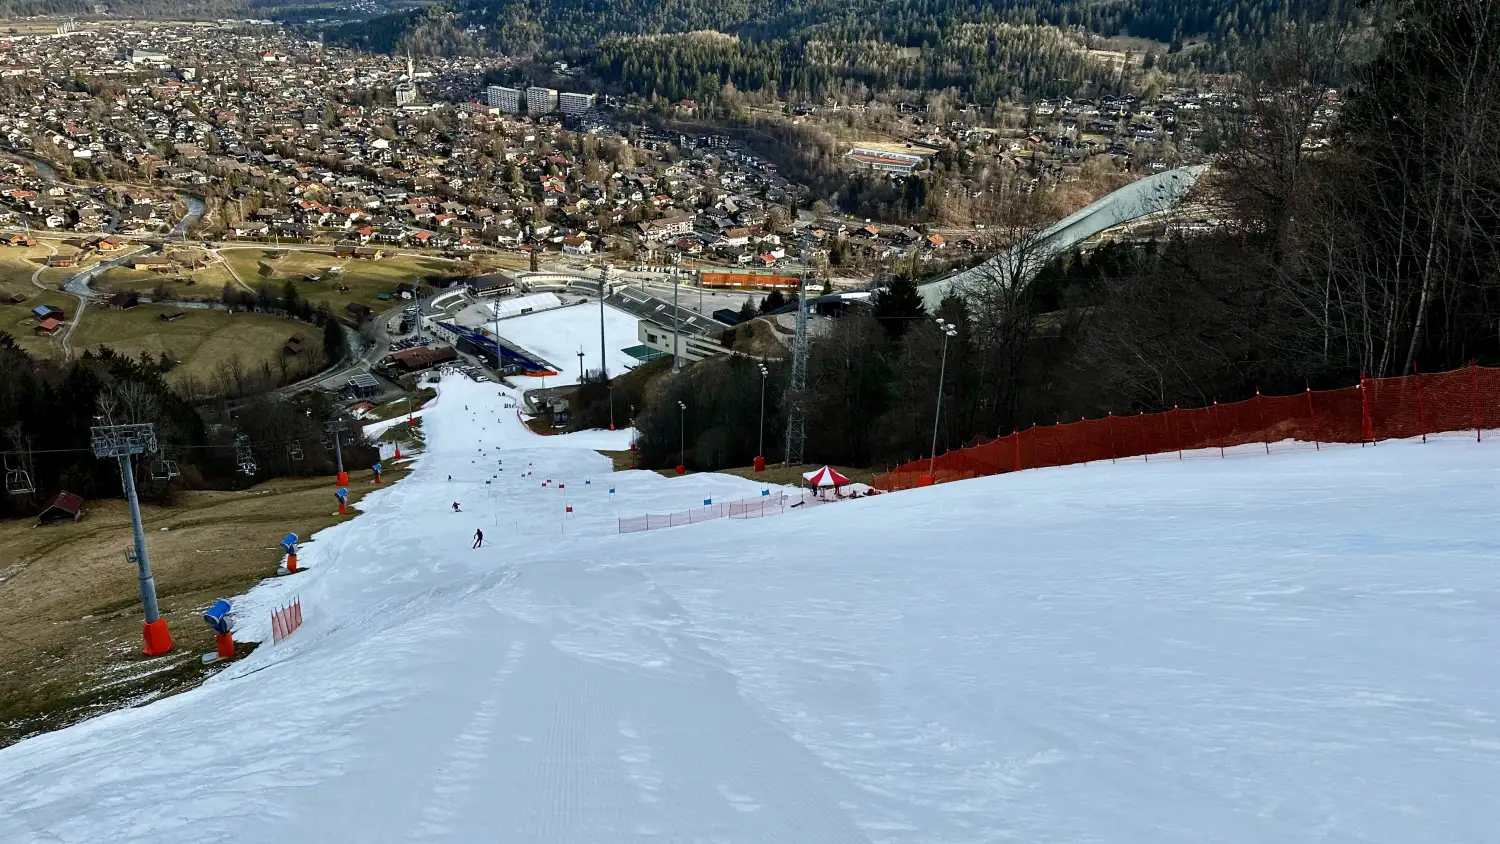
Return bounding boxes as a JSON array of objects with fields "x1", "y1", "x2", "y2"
[
  {"x1": 271, "y1": 597, "x2": 303, "y2": 645},
  {"x1": 875, "y1": 363, "x2": 1500, "y2": 491},
  {"x1": 618, "y1": 491, "x2": 825, "y2": 533}
]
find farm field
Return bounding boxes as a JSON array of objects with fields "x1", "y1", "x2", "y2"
[
  {"x1": 68, "y1": 304, "x2": 319, "y2": 385},
  {"x1": 219, "y1": 247, "x2": 454, "y2": 312}
]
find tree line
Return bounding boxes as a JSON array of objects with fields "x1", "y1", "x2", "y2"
[
  {"x1": 327, "y1": 0, "x2": 1338, "y2": 97},
  {"x1": 0, "y1": 332, "x2": 377, "y2": 520}
]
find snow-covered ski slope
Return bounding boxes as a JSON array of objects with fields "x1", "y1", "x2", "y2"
[{"x1": 2, "y1": 374, "x2": 1498, "y2": 844}]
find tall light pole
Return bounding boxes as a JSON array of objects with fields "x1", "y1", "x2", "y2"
[
  {"x1": 755, "y1": 362, "x2": 768, "y2": 472},
  {"x1": 577, "y1": 348, "x2": 585, "y2": 383},
  {"x1": 671, "y1": 268, "x2": 681, "y2": 373},
  {"x1": 598, "y1": 264, "x2": 610, "y2": 381},
  {"x1": 90, "y1": 420, "x2": 172, "y2": 656},
  {"x1": 927, "y1": 318, "x2": 958, "y2": 482},
  {"x1": 676, "y1": 400, "x2": 686, "y2": 475}
]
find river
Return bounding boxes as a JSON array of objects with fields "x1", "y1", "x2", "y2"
[{"x1": 170, "y1": 196, "x2": 206, "y2": 239}]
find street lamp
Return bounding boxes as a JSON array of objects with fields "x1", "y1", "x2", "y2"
[
  {"x1": 676, "y1": 400, "x2": 687, "y2": 475},
  {"x1": 754, "y1": 362, "x2": 769, "y2": 472},
  {"x1": 924, "y1": 318, "x2": 958, "y2": 486}
]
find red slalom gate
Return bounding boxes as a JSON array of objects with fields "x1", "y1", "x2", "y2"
[
  {"x1": 875, "y1": 363, "x2": 1500, "y2": 491},
  {"x1": 270, "y1": 597, "x2": 304, "y2": 645}
]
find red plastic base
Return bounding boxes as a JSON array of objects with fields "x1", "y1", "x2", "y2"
[
  {"x1": 629, "y1": 443, "x2": 638, "y2": 452},
  {"x1": 338, "y1": 502, "x2": 347, "y2": 515},
  {"x1": 215, "y1": 631, "x2": 235, "y2": 659},
  {"x1": 373, "y1": 474, "x2": 382, "y2": 484},
  {"x1": 286, "y1": 553, "x2": 298, "y2": 574},
  {"x1": 753, "y1": 456, "x2": 766, "y2": 472},
  {"x1": 394, "y1": 446, "x2": 402, "y2": 459},
  {"x1": 675, "y1": 464, "x2": 685, "y2": 475},
  {"x1": 336, "y1": 471, "x2": 349, "y2": 485},
  {"x1": 142, "y1": 618, "x2": 174, "y2": 656},
  {"x1": 609, "y1": 424, "x2": 616, "y2": 431},
  {"x1": 917, "y1": 474, "x2": 936, "y2": 487}
]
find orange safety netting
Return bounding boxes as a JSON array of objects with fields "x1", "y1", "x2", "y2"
[{"x1": 874, "y1": 364, "x2": 1500, "y2": 491}]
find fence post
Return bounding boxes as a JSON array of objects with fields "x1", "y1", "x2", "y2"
[
  {"x1": 1138, "y1": 410, "x2": 1149, "y2": 463},
  {"x1": 1254, "y1": 389, "x2": 1269, "y2": 455},
  {"x1": 1172, "y1": 405, "x2": 1183, "y2": 460},
  {"x1": 1107, "y1": 412, "x2": 1117, "y2": 463},
  {"x1": 1412, "y1": 364, "x2": 1427, "y2": 443},
  {"x1": 1212, "y1": 399, "x2": 1224, "y2": 458},
  {"x1": 1013, "y1": 429, "x2": 1022, "y2": 472},
  {"x1": 1305, "y1": 382, "x2": 1320, "y2": 451},
  {"x1": 1359, "y1": 370, "x2": 1374, "y2": 445},
  {"x1": 1055, "y1": 414, "x2": 1062, "y2": 467},
  {"x1": 1472, "y1": 359, "x2": 1483, "y2": 442}
]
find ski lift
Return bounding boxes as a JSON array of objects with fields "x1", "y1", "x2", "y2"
[
  {"x1": 288, "y1": 440, "x2": 304, "y2": 461},
  {"x1": 3, "y1": 455, "x2": 33, "y2": 496},
  {"x1": 239, "y1": 458, "x2": 258, "y2": 475},
  {"x1": 150, "y1": 456, "x2": 180, "y2": 481},
  {"x1": 320, "y1": 435, "x2": 332, "y2": 450}
]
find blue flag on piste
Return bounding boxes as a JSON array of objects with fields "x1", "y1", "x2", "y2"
[
  {"x1": 703, "y1": 497, "x2": 712, "y2": 506},
  {"x1": 609, "y1": 487, "x2": 615, "y2": 494},
  {"x1": 761, "y1": 489, "x2": 770, "y2": 496}
]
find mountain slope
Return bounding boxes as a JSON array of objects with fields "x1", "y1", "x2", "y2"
[{"x1": 1, "y1": 373, "x2": 1496, "y2": 842}]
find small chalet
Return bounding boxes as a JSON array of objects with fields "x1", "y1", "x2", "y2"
[
  {"x1": 37, "y1": 491, "x2": 84, "y2": 525},
  {"x1": 107, "y1": 291, "x2": 140, "y2": 310}
]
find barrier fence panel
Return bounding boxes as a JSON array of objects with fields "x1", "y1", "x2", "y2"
[
  {"x1": 874, "y1": 364, "x2": 1500, "y2": 491},
  {"x1": 614, "y1": 491, "x2": 847, "y2": 533}
]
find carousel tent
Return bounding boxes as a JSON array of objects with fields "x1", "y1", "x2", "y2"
[{"x1": 802, "y1": 466, "x2": 852, "y2": 488}]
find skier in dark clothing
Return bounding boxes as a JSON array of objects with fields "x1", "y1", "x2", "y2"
[
  {"x1": 472, "y1": 529, "x2": 483, "y2": 548},
  {"x1": 452, "y1": 501, "x2": 461, "y2": 512}
]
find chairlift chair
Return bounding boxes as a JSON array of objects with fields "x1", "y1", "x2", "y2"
[
  {"x1": 149, "y1": 457, "x2": 179, "y2": 481},
  {"x1": 3, "y1": 455, "x2": 33, "y2": 495},
  {"x1": 239, "y1": 459, "x2": 258, "y2": 475},
  {"x1": 288, "y1": 440, "x2": 305, "y2": 461}
]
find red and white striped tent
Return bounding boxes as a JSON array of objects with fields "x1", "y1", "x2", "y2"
[{"x1": 802, "y1": 465, "x2": 852, "y2": 488}]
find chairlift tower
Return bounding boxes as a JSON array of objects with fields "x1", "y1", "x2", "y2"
[
  {"x1": 782, "y1": 239, "x2": 811, "y2": 466},
  {"x1": 90, "y1": 421, "x2": 173, "y2": 656},
  {"x1": 326, "y1": 418, "x2": 348, "y2": 485}
]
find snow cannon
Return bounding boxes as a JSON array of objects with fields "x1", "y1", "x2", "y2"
[
  {"x1": 335, "y1": 487, "x2": 348, "y2": 515},
  {"x1": 280, "y1": 533, "x2": 299, "y2": 575},
  {"x1": 202, "y1": 599, "x2": 235, "y2": 660},
  {"x1": 372, "y1": 462, "x2": 383, "y2": 484}
]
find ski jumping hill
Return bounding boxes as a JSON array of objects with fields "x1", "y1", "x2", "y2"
[{"x1": 1, "y1": 373, "x2": 1496, "y2": 843}]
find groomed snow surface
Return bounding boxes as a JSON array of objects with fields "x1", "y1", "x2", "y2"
[
  {"x1": 2, "y1": 374, "x2": 1498, "y2": 843},
  {"x1": 491, "y1": 301, "x2": 642, "y2": 386}
]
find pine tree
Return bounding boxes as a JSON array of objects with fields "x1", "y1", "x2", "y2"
[{"x1": 873, "y1": 273, "x2": 926, "y2": 338}]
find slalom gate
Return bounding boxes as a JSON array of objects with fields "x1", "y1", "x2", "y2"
[
  {"x1": 270, "y1": 597, "x2": 303, "y2": 645},
  {"x1": 617, "y1": 490, "x2": 823, "y2": 534},
  {"x1": 875, "y1": 363, "x2": 1500, "y2": 491}
]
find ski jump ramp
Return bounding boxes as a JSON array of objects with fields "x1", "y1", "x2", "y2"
[{"x1": 919, "y1": 164, "x2": 1209, "y2": 309}]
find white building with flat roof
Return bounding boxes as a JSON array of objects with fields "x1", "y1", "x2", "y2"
[
  {"x1": 559, "y1": 92, "x2": 596, "y2": 114},
  {"x1": 526, "y1": 86, "x2": 559, "y2": 114},
  {"x1": 486, "y1": 85, "x2": 522, "y2": 114}
]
